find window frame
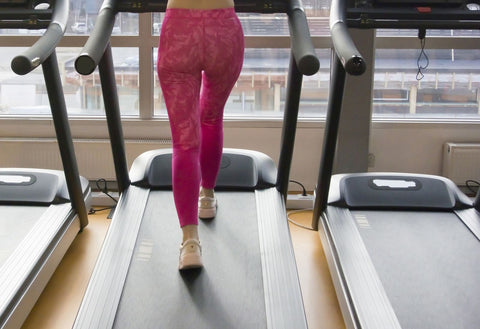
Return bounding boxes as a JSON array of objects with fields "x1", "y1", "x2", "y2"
[{"x1": 1, "y1": 12, "x2": 480, "y2": 141}]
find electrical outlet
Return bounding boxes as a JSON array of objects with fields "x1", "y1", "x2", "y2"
[
  {"x1": 368, "y1": 153, "x2": 375, "y2": 168},
  {"x1": 92, "y1": 191, "x2": 119, "y2": 206},
  {"x1": 287, "y1": 193, "x2": 314, "y2": 209}
]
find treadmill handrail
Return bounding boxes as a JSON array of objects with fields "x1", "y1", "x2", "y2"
[
  {"x1": 330, "y1": 0, "x2": 366, "y2": 76},
  {"x1": 287, "y1": 0, "x2": 320, "y2": 76},
  {"x1": 75, "y1": 0, "x2": 116, "y2": 75},
  {"x1": 10, "y1": 0, "x2": 69, "y2": 75},
  {"x1": 75, "y1": 0, "x2": 319, "y2": 76}
]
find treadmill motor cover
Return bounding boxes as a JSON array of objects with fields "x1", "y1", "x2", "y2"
[
  {"x1": 0, "y1": 170, "x2": 73, "y2": 205},
  {"x1": 130, "y1": 149, "x2": 277, "y2": 190},
  {"x1": 328, "y1": 173, "x2": 473, "y2": 210}
]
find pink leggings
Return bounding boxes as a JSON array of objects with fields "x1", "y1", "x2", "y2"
[{"x1": 157, "y1": 8, "x2": 244, "y2": 227}]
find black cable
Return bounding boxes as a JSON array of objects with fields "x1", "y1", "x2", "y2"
[
  {"x1": 287, "y1": 180, "x2": 315, "y2": 230},
  {"x1": 289, "y1": 179, "x2": 307, "y2": 196},
  {"x1": 465, "y1": 179, "x2": 480, "y2": 195},
  {"x1": 88, "y1": 178, "x2": 118, "y2": 215},
  {"x1": 89, "y1": 206, "x2": 115, "y2": 215},
  {"x1": 96, "y1": 178, "x2": 118, "y2": 204},
  {"x1": 416, "y1": 28, "x2": 429, "y2": 81}
]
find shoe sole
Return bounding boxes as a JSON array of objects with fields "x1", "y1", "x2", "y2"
[
  {"x1": 179, "y1": 254, "x2": 203, "y2": 271},
  {"x1": 199, "y1": 207, "x2": 216, "y2": 219}
]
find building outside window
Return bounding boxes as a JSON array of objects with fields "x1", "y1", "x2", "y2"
[{"x1": 0, "y1": 0, "x2": 479, "y2": 121}]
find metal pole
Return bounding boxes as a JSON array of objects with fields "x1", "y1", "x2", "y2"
[
  {"x1": 42, "y1": 51, "x2": 89, "y2": 230},
  {"x1": 312, "y1": 52, "x2": 346, "y2": 230},
  {"x1": 276, "y1": 54, "x2": 303, "y2": 200},
  {"x1": 98, "y1": 43, "x2": 131, "y2": 194}
]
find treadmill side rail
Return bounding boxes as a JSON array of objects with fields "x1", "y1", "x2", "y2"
[
  {"x1": 455, "y1": 208, "x2": 480, "y2": 242},
  {"x1": 73, "y1": 186, "x2": 150, "y2": 329},
  {"x1": 320, "y1": 206, "x2": 402, "y2": 329},
  {"x1": 256, "y1": 188, "x2": 307, "y2": 329},
  {"x1": 0, "y1": 204, "x2": 79, "y2": 329}
]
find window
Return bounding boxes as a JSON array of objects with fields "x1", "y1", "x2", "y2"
[
  {"x1": 373, "y1": 49, "x2": 480, "y2": 120},
  {"x1": 153, "y1": 48, "x2": 330, "y2": 118},
  {"x1": 0, "y1": 0, "x2": 331, "y2": 119},
  {"x1": 1, "y1": 0, "x2": 479, "y2": 121},
  {"x1": 1, "y1": 47, "x2": 139, "y2": 116}
]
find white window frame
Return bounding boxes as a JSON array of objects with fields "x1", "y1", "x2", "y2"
[{"x1": 1, "y1": 12, "x2": 480, "y2": 141}]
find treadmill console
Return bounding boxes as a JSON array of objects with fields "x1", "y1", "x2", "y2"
[
  {"x1": 352, "y1": 0, "x2": 475, "y2": 7},
  {"x1": 0, "y1": 0, "x2": 29, "y2": 4},
  {"x1": 346, "y1": 0, "x2": 480, "y2": 28},
  {"x1": 0, "y1": 0, "x2": 52, "y2": 9},
  {"x1": 0, "y1": 0, "x2": 53, "y2": 29},
  {"x1": 373, "y1": 0, "x2": 466, "y2": 4},
  {"x1": 114, "y1": 0, "x2": 287, "y2": 13}
]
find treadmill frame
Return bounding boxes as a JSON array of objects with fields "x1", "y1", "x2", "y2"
[
  {"x1": 73, "y1": 0, "x2": 319, "y2": 328},
  {"x1": 0, "y1": 1, "x2": 90, "y2": 327},
  {"x1": 312, "y1": 0, "x2": 480, "y2": 328}
]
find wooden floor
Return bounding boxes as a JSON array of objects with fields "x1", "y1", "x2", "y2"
[{"x1": 21, "y1": 208, "x2": 345, "y2": 329}]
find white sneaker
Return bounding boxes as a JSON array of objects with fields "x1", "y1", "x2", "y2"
[
  {"x1": 179, "y1": 239, "x2": 203, "y2": 270},
  {"x1": 198, "y1": 188, "x2": 217, "y2": 219}
]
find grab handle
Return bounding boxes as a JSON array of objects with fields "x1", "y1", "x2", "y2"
[
  {"x1": 11, "y1": 0, "x2": 69, "y2": 75},
  {"x1": 75, "y1": 0, "x2": 116, "y2": 75}
]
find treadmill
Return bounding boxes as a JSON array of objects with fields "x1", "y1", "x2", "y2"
[
  {"x1": 312, "y1": 0, "x2": 480, "y2": 328},
  {"x1": 0, "y1": 1, "x2": 90, "y2": 328},
  {"x1": 72, "y1": 1, "x2": 319, "y2": 328}
]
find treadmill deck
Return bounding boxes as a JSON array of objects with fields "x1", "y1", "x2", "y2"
[{"x1": 114, "y1": 191, "x2": 267, "y2": 329}]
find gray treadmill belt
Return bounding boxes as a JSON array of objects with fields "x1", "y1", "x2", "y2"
[
  {"x1": 353, "y1": 210, "x2": 480, "y2": 329},
  {"x1": 0, "y1": 206, "x2": 48, "y2": 267},
  {"x1": 113, "y1": 191, "x2": 267, "y2": 329}
]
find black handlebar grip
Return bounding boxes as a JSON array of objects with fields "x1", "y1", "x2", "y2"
[
  {"x1": 10, "y1": 0, "x2": 68, "y2": 75},
  {"x1": 329, "y1": 0, "x2": 366, "y2": 75},
  {"x1": 288, "y1": 0, "x2": 320, "y2": 76},
  {"x1": 330, "y1": 22, "x2": 366, "y2": 75},
  {"x1": 75, "y1": 4, "x2": 116, "y2": 75},
  {"x1": 11, "y1": 23, "x2": 63, "y2": 75}
]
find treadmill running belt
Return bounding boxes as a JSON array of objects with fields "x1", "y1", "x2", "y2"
[
  {"x1": 0, "y1": 206, "x2": 48, "y2": 267},
  {"x1": 353, "y1": 210, "x2": 480, "y2": 329},
  {"x1": 113, "y1": 191, "x2": 267, "y2": 329}
]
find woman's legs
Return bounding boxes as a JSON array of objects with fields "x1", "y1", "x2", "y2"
[
  {"x1": 157, "y1": 9, "x2": 244, "y2": 268},
  {"x1": 159, "y1": 9, "x2": 244, "y2": 226},
  {"x1": 158, "y1": 11, "x2": 203, "y2": 230},
  {"x1": 200, "y1": 14, "x2": 244, "y2": 190},
  {"x1": 158, "y1": 68, "x2": 202, "y2": 230}
]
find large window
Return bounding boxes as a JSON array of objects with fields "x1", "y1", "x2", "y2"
[
  {"x1": 153, "y1": 48, "x2": 330, "y2": 118},
  {"x1": 373, "y1": 49, "x2": 480, "y2": 119},
  {"x1": 0, "y1": 0, "x2": 331, "y2": 119},
  {"x1": 1, "y1": 47, "x2": 140, "y2": 116},
  {"x1": 1, "y1": 0, "x2": 480, "y2": 121}
]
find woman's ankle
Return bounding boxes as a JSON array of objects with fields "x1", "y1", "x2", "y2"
[
  {"x1": 182, "y1": 224, "x2": 199, "y2": 243},
  {"x1": 200, "y1": 187, "x2": 215, "y2": 198}
]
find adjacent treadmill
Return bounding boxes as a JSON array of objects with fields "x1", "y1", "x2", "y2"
[
  {"x1": 72, "y1": 1, "x2": 319, "y2": 328},
  {"x1": 0, "y1": 1, "x2": 90, "y2": 328},
  {"x1": 312, "y1": 0, "x2": 480, "y2": 328}
]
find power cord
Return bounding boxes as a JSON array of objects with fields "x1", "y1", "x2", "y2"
[
  {"x1": 465, "y1": 179, "x2": 480, "y2": 196},
  {"x1": 289, "y1": 179, "x2": 307, "y2": 196},
  {"x1": 287, "y1": 208, "x2": 315, "y2": 231},
  {"x1": 416, "y1": 28, "x2": 429, "y2": 81},
  {"x1": 88, "y1": 178, "x2": 118, "y2": 215},
  {"x1": 287, "y1": 179, "x2": 315, "y2": 231}
]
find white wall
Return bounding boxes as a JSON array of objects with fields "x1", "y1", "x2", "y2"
[
  {"x1": 370, "y1": 122, "x2": 480, "y2": 176},
  {"x1": 224, "y1": 121, "x2": 480, "y2": 191},
  {"x1": 2, "y1": 119, "x2": 479, "y2": 192}
]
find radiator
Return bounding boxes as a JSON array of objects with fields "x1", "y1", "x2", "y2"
[
  {"x1": 0, "y1": 138, "x2": 171, "y2": 181},
  {"x1": 443, "y1": 142, "x2": 480, "y2": 186}
]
